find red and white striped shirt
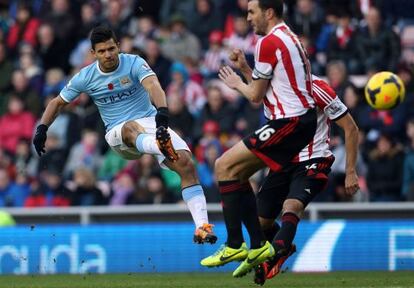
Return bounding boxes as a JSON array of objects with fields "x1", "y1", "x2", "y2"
[
  {"x1": 296, "y1": 76, "x2": 348, "y2": 162},
  {"x1": 252, "y1": 23, "x2": 314, "y2": 119}
]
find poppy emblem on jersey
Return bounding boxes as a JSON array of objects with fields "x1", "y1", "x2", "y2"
[
  {"x1": 107, "y1": 83, "x2": 114, "y2": 90},
  {"x1": 119, "y1": 76, "x2": 132, "y2": 87}
]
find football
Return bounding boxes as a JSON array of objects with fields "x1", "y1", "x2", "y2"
[{"x1": 364, "y1": 71, "x2": 405, "y2": 110}]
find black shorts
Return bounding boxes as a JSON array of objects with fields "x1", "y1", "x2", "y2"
[
  {"x1": 243, "y1": 109, "x2": 317, "y2": 172},
  {"x1": 257, "y1": 156, "x2": 335, "y2": 219}
]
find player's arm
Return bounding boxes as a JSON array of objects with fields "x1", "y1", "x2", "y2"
[
  {"x1": 335, "y1": 113, "x2": 360, "y2": 196},
  {"x1": 142, "y1": 75, "x2": 169, "y2": 128},
  {"x1": 32, "y1": 96, "x2": 69, "y2": 156},
  {"x1": 219, "y1": 65, "x2": 268, "y2": 103},
  {"x1": 33, "y1": 72, "x2": 83, "y2": 156},
  {"x1": 229, "y1": 49, "x2": 253, "y2": 82},
  {"x1": 40, "y1": 96, "x2": 69, "y2": 126},
  {"x1": 314, "y1": 77, "x2": 360, "y2": 196}
]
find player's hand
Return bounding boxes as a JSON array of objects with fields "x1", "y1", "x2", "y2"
[
  {"x1": 219, "y1": 66, "x2": 242, "y2": 90},
  {"x1": 345, "y1": 171, "x2": 359, "y2": 196},
  {"x1": 229, "y1": 49, "x2": 248, "y2": 70},
  {"x1": 155, "y1": 107, "x2": 169, "y2": 128},
  {"x1": 33, "y1": 124, "x2": 48, "y2": 157}
]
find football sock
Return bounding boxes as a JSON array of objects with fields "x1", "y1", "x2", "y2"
[
  {"x1": 135, "y1": 133, "x2": 161, "y2": 155},
  {"x1": 218, "y1": 180, "x2": 244, "y2": 249},
  {"x1": 263, "y1": 222, "x2": 281, "y2": 242},
  {"x1": 182, "y1": 185, "x2": 209, "y2": 228},
  {"x1": 273, "y1": 212, "x2": 299, "y2": 250},
  {"x1": 240, "y1": 182, "x2": 266, "y2": 249}
]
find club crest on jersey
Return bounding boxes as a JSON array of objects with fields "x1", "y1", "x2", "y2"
[
  {"x1": 107, "y1": 83, "x2": 114, "y2": 90},
  {"x1": 119, "y1": 76, "x2": 132, "y2": 88},
  {"x1": 142, "y1": 63, "x2": 152, "y2": 72}
]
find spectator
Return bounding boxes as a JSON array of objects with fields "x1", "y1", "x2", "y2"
[
  {"x1": 43, "y1": 0, "x2": 76, "y2": 45},
  {"x1": 224, "y1": 12, "x2": 257, "y2": 63},
  {"x1": 0, "y1": 95, "x2": 35, "y2": 156},
  {"x1": 26, "y1": 168, "x2": 72, "y2": 207},
  {"x1": 6, "y1": 3, "x2": 40, "y2": 53},
  {"x1": 161, "y1": 15, "x2": 201, "y2": 62},
  {"x1": 102, "y1": 0, "x2": 132, "y2": 38},
  {"x1": 223, "y1": 0, "x2": 248, "y2": 38},
  {"x1": 129, "y1": 15, "x2": 158, "y2": 52},
  {"x1": 202, "y1": 30, "x2": 228, "y2": 79},
  {"x1": 354, "y1": 7, "x2": 401, "y2": 73},
  {"x1": 235, "y1": 100, "x2": 264, "y2": 135},
  {"x1": 167, "y1": 90, "x2": 194, "y2": 141},
  {"x1": 159, "y1": 0, "x2": 193, "y2": 26},
  {"x1": 288, "y1": 0, "x2": 324, "y2": 45},
  {"x1": 37, "y1": 23, "x2": 69, "y2": 72},
  {"x1": 402, "y1": 119, "x2": 414, "y2": 201},
  {"x1": 144, "y1": 38, "x2": 172, "y2": 89},
  {"x1": 42, "y1": 68, "x2": 65, "y2": 99},
  {"x1": 71, "y1": 167, "x2": 107, "y2": 206},
  {"x1": 110, "y1": 172, "x2": 135, "y2": 205},
  {"x1": 144, "y1": 172, "x2": 176, "y2": 204},
  {"x1": 0, "y1": 43, "x2": 14, "y2": 113},
  {"x1": 193, "y1": 85, "x2": 236, "y2": 140},
  {"x1": 76, "y1": 2, "x2": 100, "y2": 42},
  {"x1": 166, "y1": 61, "x2": 206, "y2": 116},
  {"x1": 196, "y1": 139, "x2": 221, "y2": 202},
  {"x1": 366, "y1": 134, "x2": 404, "y2": 201},
  {"x1": 327, "y1": 10, "x2": 359, "y2": 74},
  {"x1": 18, "y1": 48, "x2": 43, "y2": 96},
  {"x1": 187, "y1": 0, "x2": 224, "y2": 50},
  {"x1": 326, "y1": 60, "x2": 353, "y2": 100},
  {"x1": 97, "y1": 149, "x2": 128, "y2": 181},
  {"x1": 0, "y1": 168, "x2": 30, "y2": 207},
  {"x1": 36, "y1": 132, "x2": 67, "y2": 175},
  {"x1": 63, "y1": 129, "x2": 102, "y2": 178},
  {"x1": 9, "y1": 69, "x2": 41, "y2": 116},
  {"x1": 72, "y1": 93, "x2": 104, "y2": 139}
]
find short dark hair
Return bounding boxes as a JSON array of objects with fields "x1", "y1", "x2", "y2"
[
  {"x1": 250, "y1": 0, "x2": 284, "y2": 18},
  {"x1": 90, "y1": 26, "x2": 118, "y2": 49}
]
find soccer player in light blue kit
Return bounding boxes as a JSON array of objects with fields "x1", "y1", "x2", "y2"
[{"x1": 32, "y1": 26, "x2": 217, "y2": 244}]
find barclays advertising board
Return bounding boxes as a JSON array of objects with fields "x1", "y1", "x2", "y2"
[{"x1": 0, "y1": 220, "x2": 413, "y2": 274}]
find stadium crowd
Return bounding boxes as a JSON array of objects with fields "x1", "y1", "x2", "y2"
[{"x1": 0, "y1": 0, "x2": 414, "y2": 207}]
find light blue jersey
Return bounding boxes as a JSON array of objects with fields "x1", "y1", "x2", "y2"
[{"x1": 60, "y1": 53, "x2": 157, "y2": 131}]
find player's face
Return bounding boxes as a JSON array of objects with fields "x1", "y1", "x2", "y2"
[
  {"x1": 92, "y1": 38, "x2": 120, "y2": 72},
  {"x1": 247, "y1": 1, "x2": 267, "y2": 36}
]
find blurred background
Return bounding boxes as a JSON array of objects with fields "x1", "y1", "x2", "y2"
[{"x1": 0, "y1": 0, "x2": 413, "y2": 275}]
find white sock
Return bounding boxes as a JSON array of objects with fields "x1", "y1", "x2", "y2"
[
  {"x1": 135, "y1": 133, "x2": 161, "y2": 155},
  {"x1": 182, "y1": 185, "x2": 209, "y2": 228}
]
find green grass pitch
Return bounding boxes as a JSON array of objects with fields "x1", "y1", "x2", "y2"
[{"x1": 0, "y1": 271, "x2": 412, "y2": 288}]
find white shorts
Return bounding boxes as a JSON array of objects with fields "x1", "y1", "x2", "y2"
[{"x1": 104, "y1": 117, "x2": 190, "y2": 165}]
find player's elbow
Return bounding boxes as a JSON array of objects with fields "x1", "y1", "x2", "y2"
[
  {"x1": 346, "y1": 120, "x2": 359, "y2": 140},
  {"x1": 249, "y1": 94, "x2": 263, "y2": 104}
]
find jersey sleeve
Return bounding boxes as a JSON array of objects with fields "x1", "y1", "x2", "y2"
[
  {"x1": 59, "y1": 72, "x2": 85, "y2": 102},
  {"x1": 312, "y1": 78, "x2": 348, "y2": 120},
  {"x1": 132, "y1": 56, "x2": 156, "y2": 83},
  {"x1": 252, "y1": 36, "x2": 278, "y2": 80}
]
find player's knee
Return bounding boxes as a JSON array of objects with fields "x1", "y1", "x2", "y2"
[
  {"x1": 121, "y1": 121, "x2": 144, "y2": 147},
  {"x1": 282, "y1": 199, "x2": 304, "y2": 217},
  {"x1": 214, "y1": 156, "x2": 229, "y2": 180}
]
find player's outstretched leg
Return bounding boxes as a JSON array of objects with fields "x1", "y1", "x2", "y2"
[
  {"x1": 201, "y1": 242, "x2": 248, "y2": 267},
  {"x1": 165, "y1": 150, "x2": 217, "y2": 244}
]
